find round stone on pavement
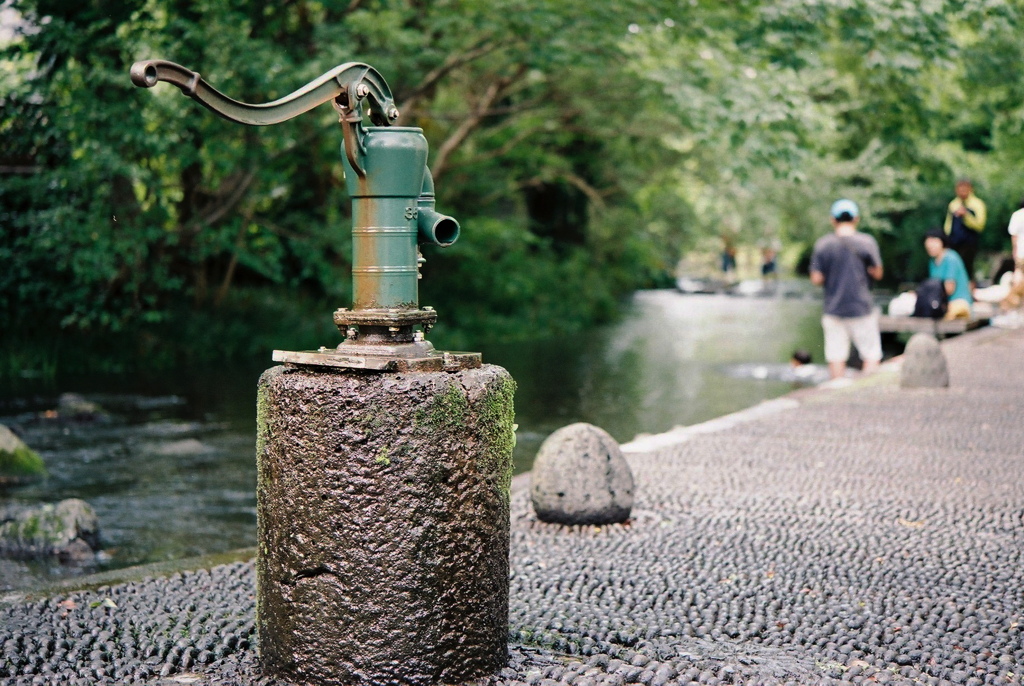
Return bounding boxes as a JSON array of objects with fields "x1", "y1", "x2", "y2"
[
  {"x1": 900, "y1": 332, "x2": 949, "y2": 388},
  {"x1": 531, "y1": 422, "x2": 634, "y2": 525}
]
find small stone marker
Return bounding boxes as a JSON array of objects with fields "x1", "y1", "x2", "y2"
[
  {"x1": 531, "y1": 423, "x2": 634, "y2": 525},
  {"x1": 900, "y1": 332, "x2": 949, "y2": 388}
]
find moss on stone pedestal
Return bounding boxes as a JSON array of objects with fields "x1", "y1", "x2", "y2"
[
  {"x1": 477, "y1": 373, "x2": 517, "y2": 494},
  {"x1": 415, "y1": 379, "x2": 470, "y2": 432}
]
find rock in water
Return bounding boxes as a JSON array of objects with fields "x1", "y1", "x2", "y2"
[
  {"x1": 0, "y1": 424, "x2": 46, "y2": 485},
  {"x1": 531, "y1": 423, "x2": 634, "y2": 525},
  {"x1": 900, "y1": 332, "x2": 949, "y2": 389},
  {"x1": 0, "y1": 498, "x2": 100, "y2": 561},
  {"x1": 146, "y1": 438, "x2": 213, "y2": 456},
  {"x1": 56, "y1": 393, "x2": 108, "y2": 421}
]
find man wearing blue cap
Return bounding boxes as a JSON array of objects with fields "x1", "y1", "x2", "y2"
[{"x1": 809, "y1": 199, "x2": 884, "y2": 379}]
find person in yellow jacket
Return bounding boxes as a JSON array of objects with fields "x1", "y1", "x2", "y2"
[{"x1": 943, "y1": 178, "x2": 987, "y2": 287}]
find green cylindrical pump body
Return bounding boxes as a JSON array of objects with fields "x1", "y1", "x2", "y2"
[{"x1": 343, "y1": 126, "x2": 428, "y2": 311}]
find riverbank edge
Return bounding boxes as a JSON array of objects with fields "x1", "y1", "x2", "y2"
[{"x1": 0, "y1": 547, "x2": 257, "y2": 607}]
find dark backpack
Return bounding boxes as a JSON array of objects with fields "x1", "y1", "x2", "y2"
[{"x1": 913, "y1": 278, "x2": 948, "y2": 319}]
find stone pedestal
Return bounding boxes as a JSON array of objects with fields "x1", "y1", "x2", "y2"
[
  {"x1": 252, "y1": 364, "x2": 516, "y2": 686},
  {"x1": 256, "y1": 364, "x2": 515, "y2": 686}
]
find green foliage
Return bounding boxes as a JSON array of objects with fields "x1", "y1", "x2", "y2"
[
  {"x1": 0, "y1": 432, "x2": 47, "y2": 481},
  {"x1": 0, "y1": 446, "x2": 47, "y2": 480},
  {"x1": 2, "y1": 0, "x2": 1023, "y2": 376},
  {"x1": 623, "y1": 0, "x2": 1024, "y2": 282}
]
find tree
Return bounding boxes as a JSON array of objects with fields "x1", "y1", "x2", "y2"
[
  {"x1": 2, "y1": 0, "x2": 1023, "y2": 373},
  {"x1": 627, "y1": 1, "x2": 1023, "y2": 249}
]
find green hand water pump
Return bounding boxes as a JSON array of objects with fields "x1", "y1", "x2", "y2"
[{"x1": 130, "y1": 59, "x2": 479, "y2": 371}]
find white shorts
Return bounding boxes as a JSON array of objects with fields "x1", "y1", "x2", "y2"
[{"x1": 822, "y1": 312, "x2": 882, "y2": 364}]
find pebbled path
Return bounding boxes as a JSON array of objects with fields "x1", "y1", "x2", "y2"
[{"x1": 2, "y1": 327, "x2": 1022, "y2": 686}]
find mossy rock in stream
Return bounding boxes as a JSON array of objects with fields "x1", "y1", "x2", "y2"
[
  {"x1": 0, "y1": 499, "x2": 99, "y2": 560},
  {"x1": 0, "y1": 424, "x2": 46, "y2": 486}
]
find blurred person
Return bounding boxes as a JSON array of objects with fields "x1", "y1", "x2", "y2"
[
  {"x1": 1002, "y1": 199, "x2": 1024, "y2": 309},
  {"x1": 760, "y1": 234, "x2": 781, "y2": 282},
  {"x1": 790, "y1": 349, "x2": 812, "y2": 367},
  {"x1": 810, "y1": 199, "x2": 884, "y2": 379},
  {"x1": 923, "y1": 227, "x2": 972, "y2": 320},
  {"x1": 991, "y1": 256, "x2": 1015, "y2": 290},
  {"x1": 789, "y1": 349, "x2": 820, "y2": 382},
  {"x1": 720, "y1": 232, "x2": 737, "y2": 279},
  {"x1": 943, "y1": 178, "x2": 987, "y2": 287}
]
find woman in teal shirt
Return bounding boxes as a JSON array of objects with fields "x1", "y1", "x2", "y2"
[{"x1": 924, "y1": 227, "x2": 972, "y2": 320}]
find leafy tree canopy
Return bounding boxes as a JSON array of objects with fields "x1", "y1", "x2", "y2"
[{"x1": 1, "y1": 0, "x2": 1022, "y2": 369}]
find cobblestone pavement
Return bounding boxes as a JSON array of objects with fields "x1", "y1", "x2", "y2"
[{"x1": 1, "y1": 328, "x2": 1022, "y2": 686}]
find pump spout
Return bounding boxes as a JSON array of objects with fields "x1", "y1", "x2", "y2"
[
  {"x1": 418, "y1": 209, "x2": 460, "y2": 247},
  {"x1": 416, "y1": 168, "x2": 460, "y2": 247}
]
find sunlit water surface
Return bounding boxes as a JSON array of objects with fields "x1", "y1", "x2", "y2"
[{"x1": 0, "y1": 290, "x2": 825, "y2": 589}]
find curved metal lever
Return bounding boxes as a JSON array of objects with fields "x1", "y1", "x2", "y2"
[{"x1": 129, "y1": 59, "x2": 398, "y2": 127}]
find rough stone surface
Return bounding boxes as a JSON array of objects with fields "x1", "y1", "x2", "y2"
[
  {"x1": 531, "y1": 423, "x2": 634, "y2": 525},
  {"x1": 256, "y1": 363, "x2": 516, "y2": 686},
  {"x1": 0, "y1": 498, "x2": 99, "y2": 560},
  {"x1": 2, "y1": 327, "x2": 1024, "y2": 686},
  {"x1": 900, "y1": 332, "x2": 950, "y2": 388},
  {"x1": 0, "y1": 423, "x2": 46, "y2": 484}
]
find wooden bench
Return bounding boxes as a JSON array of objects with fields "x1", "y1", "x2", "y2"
[{"x1": 878, "y1": 315, "x2": 989, "y2": 337}]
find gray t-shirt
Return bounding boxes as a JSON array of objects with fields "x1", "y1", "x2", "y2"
[{"x1": 809, "y1": 232, "x2": 882, "y2": 318}]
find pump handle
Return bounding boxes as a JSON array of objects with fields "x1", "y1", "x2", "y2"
[{"x1": 129, "y1": 59, "x2": 397, "y2": 127}]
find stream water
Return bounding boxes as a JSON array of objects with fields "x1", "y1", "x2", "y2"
[{"x1": 0, "y1": 289, "x2": 827, "y2": 590}]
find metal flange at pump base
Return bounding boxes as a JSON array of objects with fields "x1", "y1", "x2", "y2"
[{"x1": 130, "y1": 59, "x2": 480, "y2": 372}]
